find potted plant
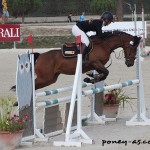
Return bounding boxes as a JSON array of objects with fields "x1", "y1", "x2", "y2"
[
  {"x1": 0, "y1": 97, "x2": 29, "y2": 150},
  {"x1": 103, "y1": 87, "x2": 134, "y2": 118}
]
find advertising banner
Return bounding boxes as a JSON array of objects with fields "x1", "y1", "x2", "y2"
[
  {"x1": 102, "y1": 21, "x2": 147, "y2": 38},
  {"x1": 0, "y1": 24, "x2": 20, "y2": 42},
  {"x1": 87, "y1": 21, "x2": 147, "y2": 38}
]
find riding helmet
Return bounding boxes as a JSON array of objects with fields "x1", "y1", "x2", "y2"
[{"x1": 101, "y1": 11, "x2": 113, "y2": 21}]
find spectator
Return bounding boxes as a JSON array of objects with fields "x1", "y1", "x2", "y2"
[
  {"x1": 2, "y1": 0, "x2": 9, "y2": 24},
  {"x1": 0, "y1": 0, "x2": 4, "y2": 23},
  {"x1": 79, "y1": 12, "x2": 85, "y2": 22},
  {"x1": 67, "y1": 13, "x2": 72, "y2": 22},
  {"x1": 113, "y1": 15, "x2": 118, "y2": 22}
]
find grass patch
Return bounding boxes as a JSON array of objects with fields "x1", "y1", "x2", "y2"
[{"x1": 0, "y1": 36, "x2": 75, "y2": 49}]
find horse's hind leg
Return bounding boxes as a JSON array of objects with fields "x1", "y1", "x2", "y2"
[
  {"x1": 35, "y1": 78, "x2": 48, "y2": 90},
  {"x1": 35, "y1": 73, "x2": 59, "y2": 90}
]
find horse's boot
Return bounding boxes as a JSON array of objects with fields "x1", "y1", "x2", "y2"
[{"x1": 82, "y1": 44, "x2": 88, "y2": 65}]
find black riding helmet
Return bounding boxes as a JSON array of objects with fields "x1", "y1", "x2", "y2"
[{"x1": 101, "y1": 11, "x2": 113, "y2": 21}]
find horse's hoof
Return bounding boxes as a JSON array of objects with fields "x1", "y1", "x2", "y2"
[
  {"x1": 91, "y1": 81, "x2": 95, "y2": 84},
  {"x1": 83, "y1": 77, "x2": 91, "y2": 83}
]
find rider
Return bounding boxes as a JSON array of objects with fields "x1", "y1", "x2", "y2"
[{"x1": 72, "y1": 11, "x2": 114, "y2": 61}]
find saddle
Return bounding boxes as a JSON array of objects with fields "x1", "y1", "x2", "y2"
[{"x1": 62, "y1": 41, "x2": 93, "y2": 58}]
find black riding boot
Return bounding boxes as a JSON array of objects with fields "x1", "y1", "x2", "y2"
[{"x1": 82, "y1": 44, "x2": 88, "y2": 63}]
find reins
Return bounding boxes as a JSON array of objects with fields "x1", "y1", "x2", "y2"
[
  {"x1": 114, "y1": 50, "x2": 124, "y2": 59},
  {"x1": 106, "y1": 32, "x2": 134, "y2": 67},
  {"x1": 105, "y1": 57, "x2": 112, "y2": 69},
  {"x1": 117, "y1": 33, "x2": 134, "y2": 60}
]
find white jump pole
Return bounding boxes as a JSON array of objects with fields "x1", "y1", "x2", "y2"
[
  {"x1": 133, "y1": 4, "x2": 137, "y2": 36},
  {"x1": 126, "y1": 27, "x2": 150, "y2": 125},
  {"x1": 126, "y1": 3, "x2": 150, "y2": 125},
  {"x1": 141, "y1": 2, "x2": 145, "y2": 49},
  {"x1": 54, "y1": 54, "x2": 93, "y2": 147},
  {"x1": 31, "y1": 54, "x2": 48, "y2": 141}
]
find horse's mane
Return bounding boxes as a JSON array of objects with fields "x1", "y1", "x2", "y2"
[
  {"x1": 90, "y1": 30, "x2": 131, "y2": 40},
  {"x1": 104, "y1": 30, "x2": 132, "y2": 38},
  {"x1": 112, "y1": 30, "x2": 140, "y2": 46},
  {"x1": 111, "y1": 30, "x2": 132, "y2": 36},
  {"x1": 89, "y1": 30, "x2": 140, "y2": 46}
]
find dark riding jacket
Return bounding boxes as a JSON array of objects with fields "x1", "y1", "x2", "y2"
[{"x1": 76, "y1": 19, "x2": 112, "y2": 39}]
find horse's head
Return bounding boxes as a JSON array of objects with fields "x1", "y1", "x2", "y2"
[{"x1": 120, "y1": 32, "x2": 141, "y2": 67}]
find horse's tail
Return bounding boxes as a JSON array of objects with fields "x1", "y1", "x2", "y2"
[
  {"x1": 32, "y1": 52, "x2": 40, "y2": 64},
  {"x1": 10, "y1": 86, "x2": 18, "y2": 106},
  {"x1": 10, "y1": 85, "x2": 16, "y2": 92}
]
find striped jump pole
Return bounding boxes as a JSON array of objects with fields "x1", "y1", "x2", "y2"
[
  {"x1": 82, "y1": 79, "x2": 139, "y2": 96},
  {"x1": 36, "y1": 79, "x2": 139, "y2": 108},
  {"x1": 36, "y1": 96, "x2": 71, "y2": 107},
  {"x1": 36, "y1": 82, "x2": 93, "y2": 98}
]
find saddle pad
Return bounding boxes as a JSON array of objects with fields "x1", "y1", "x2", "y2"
[
  {"x1": 62, "y1": 44, "x2": 80, "y2": 57},
  {"x1": 62, "y1": 40, "x2": 93, "y2": 58}
]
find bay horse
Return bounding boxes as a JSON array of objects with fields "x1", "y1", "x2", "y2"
[
  {"x1": 10, "y1": 31, "x2": 140, "y2": 93},
  {"x1": 33, "y1": 31, "x2": 141, "y2": 90}
]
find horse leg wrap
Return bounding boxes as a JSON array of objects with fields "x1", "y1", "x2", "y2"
[
  {"x1": 86, "y1": 71, "x2": 94, "y2": 78},
  {"x1": 83, "y1": 73, "x2": 104, "y2": 84},
  {"x1": 94, "y1": 74, "x2": 103, "y2": 81}
]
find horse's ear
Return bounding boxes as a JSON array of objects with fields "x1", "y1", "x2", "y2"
[
  {"x1": 133, "y1": 36, "x2": 141, "y2": 46},
  {"x1": 138, "y1": 36, "x2": 141, "y2": 41}
]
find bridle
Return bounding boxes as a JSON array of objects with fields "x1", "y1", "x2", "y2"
[{"x1": 118, "y1": 33, "x2": 136, "y2": 61}]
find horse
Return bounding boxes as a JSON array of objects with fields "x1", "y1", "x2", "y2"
[
  {"x1": 10, "y1": 31, "x2": 140, "y2": 92},
  {"x1": 32, "y1": 31, "x2": 140, "y2": 90}
]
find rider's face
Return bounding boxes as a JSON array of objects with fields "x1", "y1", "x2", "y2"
[{"x1": 103, "y1": 19, "x2": 111, "y2": 26}]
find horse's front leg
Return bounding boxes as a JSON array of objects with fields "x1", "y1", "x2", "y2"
[{"x1": 84, "y1": 61, "x2": 109, "y2": 84}]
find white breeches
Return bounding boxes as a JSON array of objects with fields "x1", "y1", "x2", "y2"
[{"x1": 72, "y1": 25, "x2": 90, "y2": 47}]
